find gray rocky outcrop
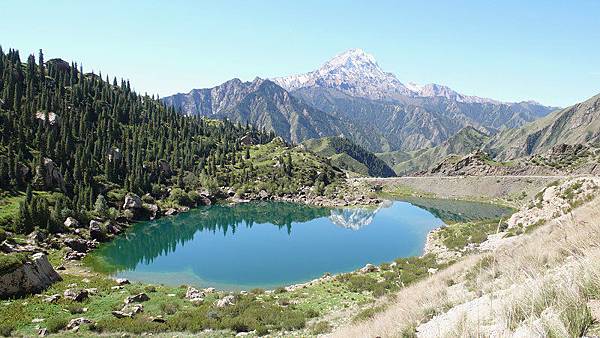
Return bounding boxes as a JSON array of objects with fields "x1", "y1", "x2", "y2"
[
  {"x1": 33, "y1": 158, "x2": 66, "y2": 191},
  {"x1": 123, "y1": 193, "x2": 142, "y2": 209},
  {"x1": 0, "y1": 253, "x2": 62, "y2": 299}
]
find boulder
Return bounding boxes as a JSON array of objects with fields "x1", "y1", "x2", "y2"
[
  {"x1": 44, "y1": 294, "x2": 61, "y2": 303},
  {"x1": 64, "y1": 217, "x2": 79, "y2": 228},
  {"x1": 89, "y1": 221, "x2": 104, "y2": 241},
  {"x1": 143, "y1": 203, "x2": 159, "y2": 219},
  {"x1": 164, "y1": 208, "x2": 178, "y2": 216},
  {"x1": 123, "y1": 193, "x2": 142, "y2": 209},
  {"x1": 111, "y1": 310, "x2": 132, "y2": 319},
  {"x1": 185, "y1": 286, "x2": 204, "y2": 302},
  {"x1": 0, "y1": 253, "x2": 62, "y2": 299},
  {"x1": 215, "y1": 295, "x2": 235, "y2": 308},
  {"x1": 65, "y1": 317, "x2": 92, "y2": 330},
  {"x1": 198, "y1": 196, "x2": 212, "y2": 206},
  {"x1": 259, "y1": 190, "x2": 270, "y2": 199},
  {"x1": 124, "y1": 293, "x2": 149, "y2": 304},
  {"x1": 359, "y1": 263, "x2": 378, "y2": 273},
  {"x1": 28, "y1": 230, "x2": 47, "y2": 243},
  {"x1": 63, "y1": 288, "x2": 89, "y2": 302},
  {"x1": 121, "y1": 303, "x2": 144, "y2": 315},
  {"x1": 64, "y1": 251, "x2": 86, "y2": 260},
  {"x1": 63, "y1": 238, "x2": 89, "y2": 253},
  {"x1": 33, "y1": 158, "x2": 66, "y2": 192},
  {"x1": 115, "y1": 278, "x2": 130, "y2": 285}
]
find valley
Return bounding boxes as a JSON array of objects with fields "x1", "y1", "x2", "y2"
[{"x1": 1, "y1": 23, "x2": 600, "y2": 338}]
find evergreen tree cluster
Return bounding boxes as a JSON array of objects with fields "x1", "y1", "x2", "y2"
[{"x1": 0, "y1": 46, "x2": 279, "y2": 233}]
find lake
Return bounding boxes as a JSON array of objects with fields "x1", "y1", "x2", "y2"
[{"x1": 89, "y1": 199, "x2": 512, "y2": 290}]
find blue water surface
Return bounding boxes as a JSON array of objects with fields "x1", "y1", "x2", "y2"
[{"x1": 91, "y1": 200, "x2": 511, "y2": 290}]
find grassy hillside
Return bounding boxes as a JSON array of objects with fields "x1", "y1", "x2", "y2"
[{"x1": 302, "y1": 137, "x2": 395, "y2": 177}]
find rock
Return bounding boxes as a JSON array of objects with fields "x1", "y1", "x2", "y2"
[
  {"x1": 63, "y1": 217, "x2": 80, "y2": 228},
  {"x1": 64, "y1": 251, "x2": 86, "y2": 260},
  {"x1": 121, "y1": 303, "x2": 144, "y2": 315},
  {"x1": 65, "y1": 317, "x2": 92, "y2": 330},
  {"x1": 178, "y1": 206, "x2": 190, "y2": 212},
  {"x1": 227, "y1": 188, "x2": 235, "y2": 197},
  {"x1": 158, "y1": 159, "x2": 173, "y2": 176},
  {"x1": 85, "y1": 288, "x2": 98, "y2": 295},
  {"x1": 44, "y1": 294, "x2": 61, "y2": 303},
  {"x1": 38, "y1": 328, "x2": 48, "y2": 336},
  {"x1": 63, "y1": 289, "x2": 89, "y2": 302},
  {"x1": 143, "y1": 203, "x2": 159, "y2": 219},
  {"x1": 239, "y1": 134, "x2": 256, "y2": 145},
  {"x1": 33, "y1": 158, "x2": 66, "y2": 191},
  {"x1": 427, "y1": 268, "x2": 439, "y2": 275},
  {"x1": 115, "y1": 278, "x2": 130, "y2": 285},
  {"x1": 56, "y1": 265, "x2": 65, "y2": 270},
  {"x1": 89, "y1": 221, "x2": 104, "y2": 241},
  {"x1": 64, "y1": 238, "x2": 89, "y2": 253},
  {"x1": 164, "y1": 208, "x2": 178, "y2": 216},
  {"x1": 215, "y1": 295, "x2": 235, "y2": 307},
  {"x1": 111, "y1": 286, "x2": 123, "y2": 290},
  {"x1": 359, "y1": 263, "x2": 378, "y2": 273},
  {"x1": 150, "y1": 315, "x2": 166, "y2": 323},
  {"x1": 32, "y1": 318, "x2": 45, "y2": 323},
  {"x1": 258, "y1": 190, "x2": 270, "y2": 199},
  {"x1": 28, "y1": 230, "x2": 47, "y2": 244},
  {"x1": 203, "y1": 287, "x2": 216, "y2": 293},
  {"x1": 185, "y1": 286, "x2": 204, "y2": 302},
  {"x1": 123, "y1": 193, "x2": 142, "y2": 209},
  {"x1": 125, "y1": 293, "x2": 149, "y2": 304},
  {"x1": 111, "y1": 310, "x2": 132, "y2": 319},
  {"x1": 106, "y1": 223, "x2": 122, "y2": 235},
  {"x1": 0, "y1": 253, "x2": 62, "y2": 299},
  {"x1": 198, "y1": 196, "x2": 212, "y2": 206}
]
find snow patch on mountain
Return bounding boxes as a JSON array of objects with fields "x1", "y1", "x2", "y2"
[{"x1": 273, "y1": 49, "x2": 501, "y2": 104}]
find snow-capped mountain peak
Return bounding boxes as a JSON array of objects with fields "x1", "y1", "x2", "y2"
[
  {"x1": 273, "y1": 48, "x2": 413, "y2": 100},
  {"x1": 273, "y1": 48, "x2": 503, "y2": 104}
]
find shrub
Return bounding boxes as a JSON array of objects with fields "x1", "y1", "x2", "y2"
[
  {"x1": 311, "y1": 321, "x2": 332, "y2": 334},
  {"x1": 169, "y1": 188, "x2": 191, "y2": 206},
  {"x1": 0, "y1": 323, "x2": 14, "y2": 337},
  {"x1": 46, "y1": 316, "x2": 68, "y2": 333},
  {"x1": 67, "y1": 304, "x2": 85, "y2": 314},
  {"x1": 160, "y1": 302, "x2": 179, "y2": 315}
]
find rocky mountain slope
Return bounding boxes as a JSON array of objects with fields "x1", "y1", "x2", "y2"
[
  {"x1": 162, "y1": 78, "x2": 383, "y2": 148},
  {"x1": 164, "y1": 49, "x2": 556, "y2": 152},
  {"x1": 377, "y1": 126, "x2": 490, "y2": 175},
  {"x1": 278, "y1": 49, "x2": 556, "y2": 151},
  {"x1": 486, "y1": 92, "x2": 600, "y2": 160},
  {"x1": 301, "y1": 136, "x2": 396, "y2": 177}
]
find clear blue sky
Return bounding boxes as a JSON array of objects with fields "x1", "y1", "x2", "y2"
[{"x1": 1, "y1": 0, "x2": 599, "y2": 107}]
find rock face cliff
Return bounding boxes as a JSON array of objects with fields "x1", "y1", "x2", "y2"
[{"x1": 0, "y1": 253, "x2": 62, "y2": 299}]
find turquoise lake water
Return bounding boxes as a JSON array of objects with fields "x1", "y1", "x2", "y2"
[{"x1": 91, "y1": 199, "x2": 512, "y2": 290}]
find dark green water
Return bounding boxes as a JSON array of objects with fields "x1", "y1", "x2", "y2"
[{"x1": 89, "y1": 200, "x2": 511, "y2": 290}]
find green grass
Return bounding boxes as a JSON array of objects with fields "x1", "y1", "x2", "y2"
[
  {"x1": 437, "y1": 219, "x2": 500, "y2": 250},
  {"x1": 0, "y1": 252, "x2": 29, "y2": 274}
]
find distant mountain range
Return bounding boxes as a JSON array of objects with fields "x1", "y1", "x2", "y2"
[{"x1": 163, "y1": 49, "x2": 557, "y2": 153}]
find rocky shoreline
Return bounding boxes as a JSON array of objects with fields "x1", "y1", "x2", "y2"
[{"x1": 0, "y1": 179, "x2": 383, "y2": 299}]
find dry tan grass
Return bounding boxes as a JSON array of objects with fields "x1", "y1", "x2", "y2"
[{"x1": 330, "y1": 184, "x2": 600, "y2": 338}]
